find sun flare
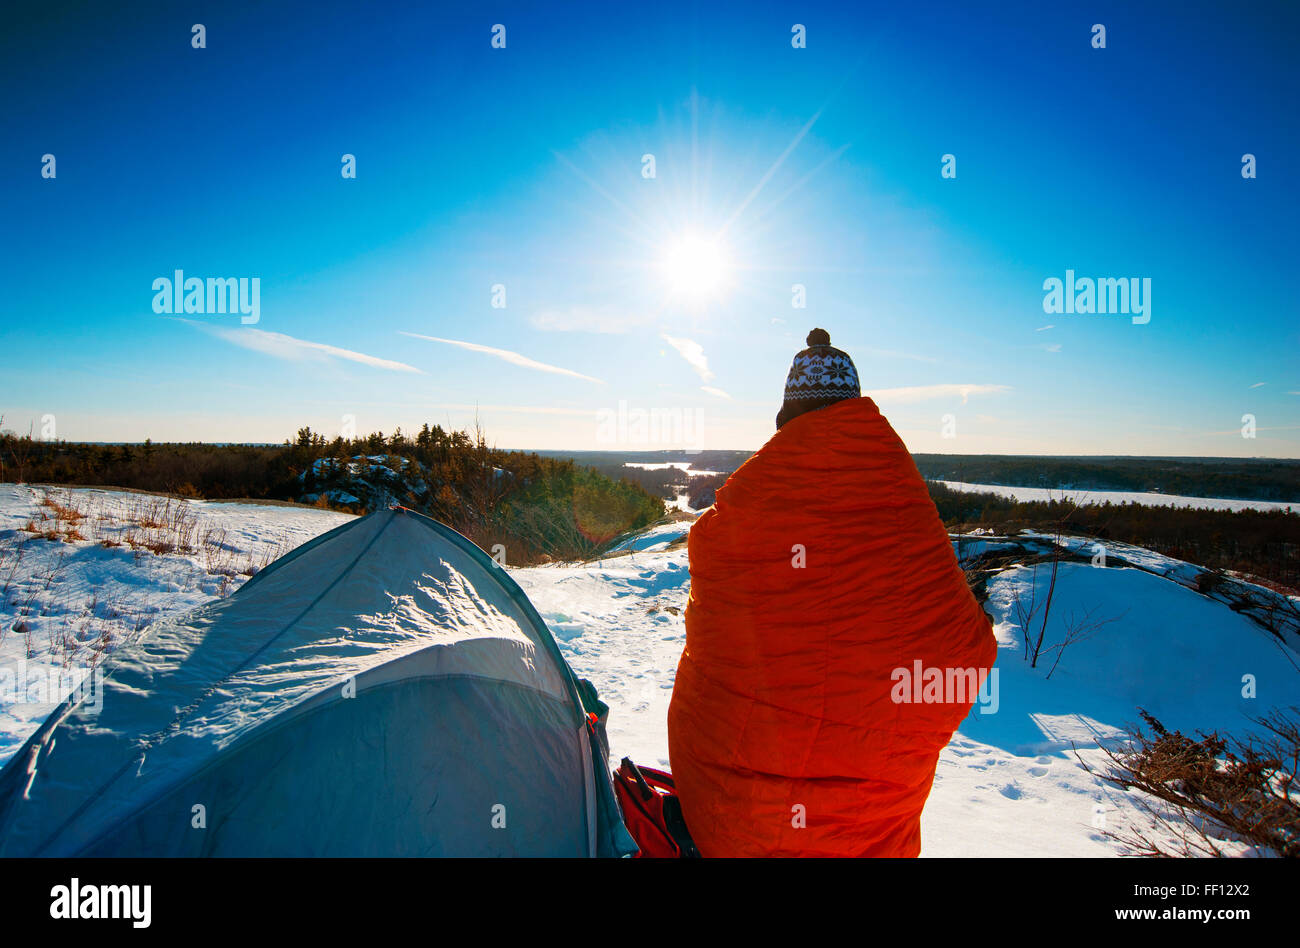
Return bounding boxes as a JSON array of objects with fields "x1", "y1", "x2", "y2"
[{"x1": 661, "y1": 233, "x2": 731, "y2": 302}]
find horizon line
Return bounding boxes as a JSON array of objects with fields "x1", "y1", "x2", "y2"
[{"x1": 10, "y1": 440, "x2": 1300, "y2": 463}]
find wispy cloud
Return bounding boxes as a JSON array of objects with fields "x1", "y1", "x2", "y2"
[
  {"x1": 186, "y1": 320, "x2": 421, "y2": 373},
  {"x1": 1041, "y1": 343, "x2": 1062, "y2": 353},
  {"x1": 662, "y1": 334, "x2": 715, "y2": 381},
  {"x1": 399, "y1": 332, "x2": 603, "y2": 383},
  {"x1": 700, "y1": 386, "x2": 732, "y2": 399},
  {"x1": 530, "y1": 305, "x2": 649, "y2": 334},
  {"x1": 1249, "y1": 381, "x2": 1266, "y2": 388},
  {"x1": 868, "y1": 383, "x2": 1011, "y2": 405},
  {"x1": 1035, "y1": 324, "x2": 1055, "y2": 332}
]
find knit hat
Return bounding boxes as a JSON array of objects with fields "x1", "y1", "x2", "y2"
[{"x1": 775, "y1": 328, "x2": 861, "y2": 430}]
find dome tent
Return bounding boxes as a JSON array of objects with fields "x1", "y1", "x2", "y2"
[{"x1": 0, "y1": 507, "x2": 636, "y2": 857}]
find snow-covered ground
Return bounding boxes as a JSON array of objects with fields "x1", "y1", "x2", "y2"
[
  {"x1": 666, "y1": 493, "x2": 699, "y2": 513},
  {"x1": 2, "y1": 483, "x2": 1297, "y2": 856},
  {"x1": 936, "y1": 479, "x2": 1297, "y2": 514},
  {"x1": 517, "y1": 535, "x2": 1300, "y2": 857},
  {"x1": 0, "y1": 484, "x2": 350, "y2": 763},
  {"x1": 604, "y1": 520, "x2": 691, "y2": 554}
]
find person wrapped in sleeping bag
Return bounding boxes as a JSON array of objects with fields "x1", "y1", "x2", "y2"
[{"x1": 667, "y1": 329, "x2": 997, "y2": 857}]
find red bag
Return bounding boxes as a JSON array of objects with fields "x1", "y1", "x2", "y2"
[{"x1": 612, "y1": 758, "x2": 700, "y2": 858}]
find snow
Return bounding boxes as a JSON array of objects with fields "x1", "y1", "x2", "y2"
[
  {"x1": 1026, "y1": 532, "x2": 1206, "y2": 585},
  {"x1": 3, "y1": 483, "x2": 1297, "y2": 857},
  {"x1": 623, "y1": 462, "x2": 724, "y2": 476},
  {"x1": 0, "y1": 484, "x2": 351, "y2": 764},
  {"x1": 929, "y1": 561, "x2": 1296, "y2": 857},
  {"x1": 603, "y1": 520, "x2": 691, "y2": 554},
  {"x1": 666, "y1": 493, "x2": 701, "y2": 513},
  {"x1": 516, "y1": 553, "x2": 690, "y2": 771},
  {"x1": 936, "y1": 479, "x2": 1298, "y2": 514},
  {"x1": 620, "y1": 461, "x2": 724, "y2": 514},
  {"x1": 981, "y1": 564, "x2": 1280, "y2": 735},
  {"x1": 518, "y1": 533, "x2": 1300, "y2": 858}
]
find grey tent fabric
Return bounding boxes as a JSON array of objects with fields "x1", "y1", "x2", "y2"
[{"x1": 0, "y1": 507, "x2": 636, "y2": 857}]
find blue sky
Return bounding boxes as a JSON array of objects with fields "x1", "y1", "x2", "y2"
[{"x1": 2, "y1": 0, "x2": 1297, "y2": 455}]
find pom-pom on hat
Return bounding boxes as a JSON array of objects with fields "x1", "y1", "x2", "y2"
[{"x1": 775, "y1": 328, "x2": 861, "y2": 430}]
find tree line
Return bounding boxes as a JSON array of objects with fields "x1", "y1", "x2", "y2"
[
  {"x1": 0, "y1": 423, "x2": 666, "y2": 565},
  {"x1": 929, "y1": 481, "x2": 1299, "y2": 590},
  {"x1": 913, "y1": 454, "x2": 1300, "y2": 503}
]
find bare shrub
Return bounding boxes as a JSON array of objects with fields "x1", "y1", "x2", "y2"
[
  {"x1": 1082, "y1": 708, "x2": 1300, "y2": 857},
  {"x1": 0, "y1": 530, "x2": 30, "y2": 608},
  {"x1": 1041, "y1": 605, "x2": 1125, "y2": 680}
]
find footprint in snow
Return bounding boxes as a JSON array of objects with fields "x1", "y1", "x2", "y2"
[{"x1": 545, "y1": 617, "x2": 585, "y2": 642}]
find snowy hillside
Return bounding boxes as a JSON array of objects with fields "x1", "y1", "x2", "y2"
[
  {"x1": 0, "y1": 485, "x2": 350, "y2": 763},
  {"x1": 515, "y1": 525, "x2": 1300, "y2": 857},
  {"x1": 2, "y1": 483, "x2": 1297, "y2": 857}
]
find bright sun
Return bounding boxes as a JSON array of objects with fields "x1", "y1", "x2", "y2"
[{"x1": 661, "y1": 234, "x2": 731, "y2": 302}]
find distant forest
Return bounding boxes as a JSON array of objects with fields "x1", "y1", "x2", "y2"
[
  {"x1": 0, "y1": 425, "x2": 665, "y2": 564},
  {"x1": 927, "y1": 482, "x2": 1299, "y2": 591},
  {"x1": 540, "y1": 451, "x2": 1300, "y2": 591},
  {"x1": 546, "y1": 451, "x2": 1300, "y2": 506},
  {"x1": 4, "y1": 431, "x2": 1297, "y2": 588},
  {"x1": 535, "y1": 449, "x2": 752, "y2": 501},
  {"x1": 911, "y1": 454, "x2": 1300, "y2": 503}
]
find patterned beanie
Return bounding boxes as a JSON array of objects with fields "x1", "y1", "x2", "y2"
[{"x1": 775, "y1": 328, "x2": 861, "y2": 430}]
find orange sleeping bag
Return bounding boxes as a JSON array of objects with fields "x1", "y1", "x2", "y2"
[{"x1": 667, "y1": 397, "x2": 997, "y2": 857}]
